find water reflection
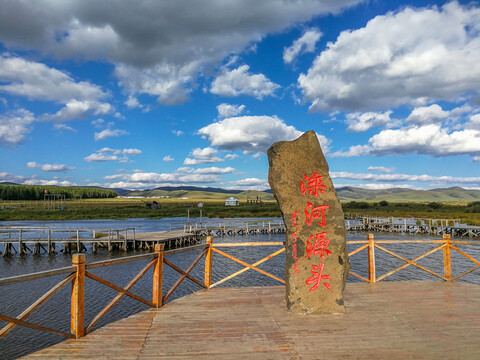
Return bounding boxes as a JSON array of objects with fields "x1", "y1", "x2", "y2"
[{"x1": 1, "y1": 218, "x2": 480, "y2": 359}]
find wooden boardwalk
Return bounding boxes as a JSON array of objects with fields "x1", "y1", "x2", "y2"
[{"x1": 23, "y1": 281, "x2": 480, "y2": 359}]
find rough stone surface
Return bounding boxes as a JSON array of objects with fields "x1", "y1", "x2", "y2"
[{"x1": 268, "y1": 130, "x2": 350, "y2": 314}]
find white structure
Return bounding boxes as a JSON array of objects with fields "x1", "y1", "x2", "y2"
[{"x1": 225, "y1": 197, "x2": 239, "y2": 206}]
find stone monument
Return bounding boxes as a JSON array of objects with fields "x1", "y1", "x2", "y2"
[{"x1": 267, "y1": 130, "x2": 350, "y2": 314}]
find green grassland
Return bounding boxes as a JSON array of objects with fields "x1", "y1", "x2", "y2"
[
  {"x1": 0, "y1": 198, "x2": 282, "y2": 221},
  {"x1": 1, "y1": 197, "x2": 480, "y2": 225}
]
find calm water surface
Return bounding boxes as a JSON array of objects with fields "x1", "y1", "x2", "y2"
[{"x1": 1, "y1": 217, "x2": 479, "y2": 359}]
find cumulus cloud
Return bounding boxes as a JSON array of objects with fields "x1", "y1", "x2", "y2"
[
  {"x1": 367, "y1": 166, "x2": 395, "y2": 173},
  {"x1": 210, "y1": 65, "x2": 280, "y2": 99},
  {"x1": 0, "y1": 172, "x2": 30, "y2": 184},
  {"x1": 163, "y1": 155, "x2": 174, "y2": 162},
  {"x1": 124, "y1": 95, "x2": 142, "y2": 109},
  {"x1": 225, "y1": 154, "x2": 239, "y2": 160},
  {"x1": 23, "y1": 179, "x2": 77, "y2": 186},
  {"x1": 283, "y1": 28, "x2": 322, "y2": 64},
  {"x1": 45, "y1": 99, "x2": 114, "y2": 122},
  {"x1": 299, "y1": 2, "x2": 480, "y2": 112},
  {"x1": 217, "y1": 103, "x2": 246, "y2": 118},
  {"x1": 84, "y1": 147, "x2": 141, "y2": 162},
  {"x1": 94, "y1": 128, "x2": 129, "y2": 141},
  {"x1": 103, "y1": 170, "x2": 222, "y2": 189},
  {"x1": 26, "y1": 162, "x2": 75, "y2": 172},
  {"x1": 0, "y1": 1, "x2": 362, "y2": 104},
  {"x1": 228, "y1": 177, "x2": 269, "y2": 190},
  {"x1": 467, "y1": 113, "x2": 480, "y2": 130},
  {"x1": 192, "y1": 167, "x2": 235, "y2": 175},
  {"x1": 346, "y1": 111, "x2": 395, "y2": 132},
  {"x1": 53, "y1": 123, "x2": 77, "y2": 132},
  {"x1": 172, "y1": 130, "x2": 184, "y2": 136},
  {"x1": 0, "y1": 55, "x2": 107, "y2": 103},
  {"x1": 198, "y1": 115, "x2": 331, "y2": 153},
  {"x1": 332, "y1": 124, "x2": 480, "y2": 159},
  {"x1": 183, "y1": 147, "x2": 223, "y2": 165},
  {"x1": 331, "y1": 171, "x2": 480, "y2": 186},
  {"x1": 406, "y1": 104, "x2": 449, "y2": 125},
  {"x1": 0, "y1": 108, "x2": 35, "y2": 147}
]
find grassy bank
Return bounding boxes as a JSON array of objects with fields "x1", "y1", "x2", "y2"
[
  {"x1": 0, "y1": 198, "x2": 282, "y2": 221},
  {"x1": 1, "y1": 198, "x2": 479, "y2": 225}
]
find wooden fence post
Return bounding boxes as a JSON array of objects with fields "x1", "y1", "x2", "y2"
[
  {"x1": 443, "y1": 234, "x2": 452, "y2": 281},
  {"x1": 367, "y1": 234, "x2": 376, "y2": 283},
  {"x1": 204, "y1": 236, "x2": 213, "y2": 288},
  {"x1": 71, "y1": 253, "x2": 85, "y2": 339},
  {"x1": 153, "y1": 244, "x2": 164, "y2": 308}
]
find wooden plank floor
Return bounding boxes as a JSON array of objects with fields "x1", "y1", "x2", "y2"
[{"x1": 24, "y1": 282, "x2": 480, "y2": 359}]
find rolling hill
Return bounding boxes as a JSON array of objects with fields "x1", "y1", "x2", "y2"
[{"x1": 124, "y1": 186, "x2": 480, "y2": 203}]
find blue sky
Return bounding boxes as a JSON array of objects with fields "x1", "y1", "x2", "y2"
[{"x1": 1, "y1": 0, "x2": 480, "y2": 191}]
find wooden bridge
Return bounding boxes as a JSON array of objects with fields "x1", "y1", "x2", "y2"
[
  {"x1": 346, "y1": 216, "x2": 480, "y2": 238},
  {"x1": 0, "y1": 228, "x2": 199, "y2": 256},
  {"x1": 2, "y1": 234, "x2": 480, "y2": 358}
]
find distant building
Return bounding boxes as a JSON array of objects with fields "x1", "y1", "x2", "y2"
[{"x1": 225, "y1": 197, "x2": 239, "y2": 206}]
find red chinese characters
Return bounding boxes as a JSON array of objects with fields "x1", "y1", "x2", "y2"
[
  {"x1": 304, "y1": 202, "x2": 329, "y2": 227},
  {"x1": 300, "y1": 172, "x2": 327, "y2": 197},
  {"x1": 306, "y1": 262, "x2": 332, "y2": 291},
  {"x1": 306, "y1": 232, "x2": 331, "y2": 259}
]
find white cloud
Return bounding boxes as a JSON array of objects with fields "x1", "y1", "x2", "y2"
[
  {"x1": 229, "y1": 177, "x2": 269, "y2": 190},
  {"x1": 53, "y1": 123, "x2": 77, "y2": 132},
  {"x1": 467, "y1": 113, "x2": 480, "y2": 130},
  {"x1": 368, "y1": 166, "x2": 395, "y2": 173},
  {"x1": 163, "y1": 155, "x2": 174, "y2": 162},
  {"x1": 94, "y1": 128, "x2": 129, "y2": 141},
  {"x1": 84, "y1": 147, "x2": 140, "y2": 162},
  {"x1": 91, "y1": 118, "x2": 105, "y2": 128},
  {"x1": 45, "y1": 99, "x2": 114, "y2": 122},
  {"x1": 283, "y1": 28, "x2": 322, "y2": 64},
  {"x1": 0, "y1": 172, "x2": 29, "y2": 184},
  {"x1": 225, "y1": 154, "x2": 239, "y2": 160},
  {"x1": 124, "y1": 95, "x2": 142, "y2": 109},
  {"x1": 0, "y1": 109, "x2": 35, "y2": 147},
  {"x1": 122, "y1": 148, "x2": 142, "y2": 155},
  {"x1": 210, "y1": 65, "x2": 280, "y2": 99},
  {"x1": 172, "y1": 130, "x2": 184, "y2": 136},
  {"x1": 333, "y1": 124, "x2": 480, "y2": 159},
  {"x1": 198, "y1": 115, "x2": 331, "y2": 153},
  {"x1": 346, "y1": 111, "x2": 395, "y2": 132},
  {"x1": 217, "y1": 103, "x2": 246, "y2": 118},
  {"x1": 23, "y1": 179, "x2": 77, "y2": 186},
  {"x1": 406, "y1": 104, "x2": 449, "y2": 125},
  {"x1": 0, "y1": 1, "x2": 362, "y2": 104},
  {"x1": 183, "y1": 147, "x2": 223, "y2": 165},
  {"x1": 193, "y1": 167, "x2": 235, "y2": 175},
  {"x1": 84, "y1": 153, "x2": 122, "y2": 162},
  {"x1": 0, "y1": 55, "x2": 107, "y2": 103},
  {"x1": 331, "y1": 171, "x2": 480, "y2": 186},
  {"x1": 104, "y1": 170, "x2": 221, "y2": 189},
  {"x1": 299, "y1": 2, "x2": 480, "y2": 112},
  {"x1": 26, "y1": 162, "x2": 75, "y2": 172}
]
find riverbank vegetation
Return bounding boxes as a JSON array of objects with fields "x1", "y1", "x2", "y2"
[
  {"x1": 1, "y1": 198, "x2": 480, "y2": 225},
  {"x1": 0, "y1": 184, "x2": 117, "y2": 200}
]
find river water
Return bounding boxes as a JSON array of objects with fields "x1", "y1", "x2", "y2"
[{"x1": 1, "y1": 217, "x2": 480, "y2": 359}]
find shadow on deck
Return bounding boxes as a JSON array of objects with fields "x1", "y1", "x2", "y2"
[{"x1": 24, "y1": 281, "x2": 480, "y2": 359}]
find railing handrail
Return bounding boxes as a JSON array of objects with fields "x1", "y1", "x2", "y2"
[{"x1": 2, "y1": 234, "x2": 480, "y2": 344}]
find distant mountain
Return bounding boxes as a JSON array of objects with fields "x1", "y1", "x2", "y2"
[
  {"x1": 123, "y1": 187, "x2": 275, "y2": 200},
  {"x1": 336, "y1": 186, "x2": 480, "y2": 202}
]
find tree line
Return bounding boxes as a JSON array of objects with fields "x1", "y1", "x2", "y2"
[{"x1": 0, "y1": 184, "x2": 118, "y2": 200}]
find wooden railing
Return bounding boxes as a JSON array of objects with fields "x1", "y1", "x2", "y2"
[
  {"x1": 348, "y1": 234, "x2": 480, "y2": 283},
  {"x1": 1, "y1": 234, "x2": 480, "y2": 341},
  {"x1": 0, "y1": 237, "x2": 284, "y2": 340}
]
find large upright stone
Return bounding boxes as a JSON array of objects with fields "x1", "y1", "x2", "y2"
[{"x1": 268, "y1": 130, "x2": 350, "y2": 314}]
